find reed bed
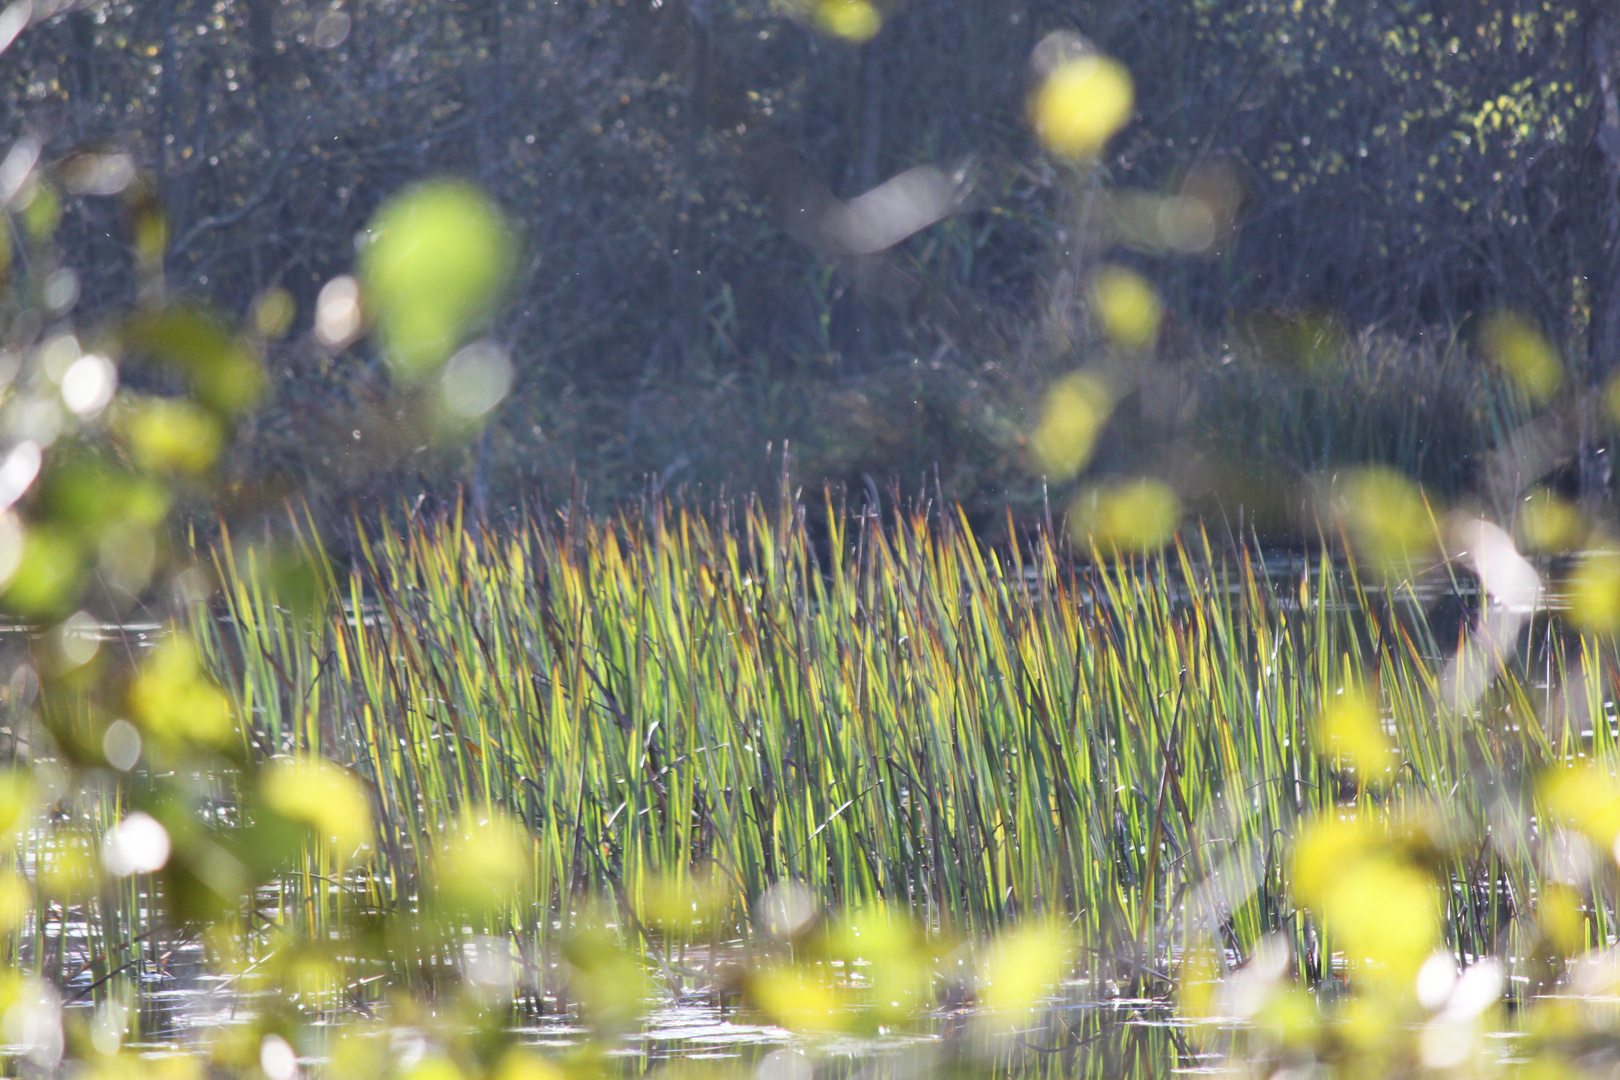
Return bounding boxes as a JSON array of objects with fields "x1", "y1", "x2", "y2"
[{"x1": 193, "y1": 494, "x2": 1610, "y2": 991}]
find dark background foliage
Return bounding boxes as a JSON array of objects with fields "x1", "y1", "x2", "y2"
[{"x1": 7, "y1": 0, "x2": 1620, "y2": 519}]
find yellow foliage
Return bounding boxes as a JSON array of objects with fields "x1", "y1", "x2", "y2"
[
  {"x1": 1088, "y1": 265, "x2": 1163, "y2": 351},
  {"x1": 362, "y1": 179, "x2": 513, "y2": 378},
  {"x1": 1031, "y1": 55, "x2": 1135, "y2": 161},
  {"x1": 1567, "y1": 547, "x2": 1620, "y2": 633},
  {"x1": 814, "y1": 0, "x2": 881, "y2": 42},
  {"x1": 1480, "y1": 311, "x2": 1562, "y2": 404},
  {"x1": 127, "y1": 634, "x2": 236, "y2": 748},
  {"x1": 1071, "y1": 478, "x2": 1181, "y2": 552},
  {"x1": 751, "y1": 964, "x2": 846, "y2": 1033},
  {"x1": 1541, "y1": 763, "x2": 1620, "y2": 851},
  {"x1": 1332, "y1": 467, "x2": 1435, "y2": 572},
  {"x1": 432, "y1": 808, "x2": 534, "y2": 914},
  {"x1": 1030, "y1": 372, "x2": 1111, "y2": 480},
  {"x1": 121, "y1": 398, "x2": 224, "y2": 475},
  {"x1": 977, "y1": 920, "x2": 1076, "y2": 1031},
  {"x1": 260, "y1": 756, "x2": 374, "y2": 861},
  {"x1": 1314, "y1": 686, "x2": 1397, "y2": 780}
]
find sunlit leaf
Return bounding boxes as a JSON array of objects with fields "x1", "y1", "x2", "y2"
[
  {"x1": 19, "y1": 180, "x2": 60, "y2": 241},
  {"x1": 1070, "y1": 478, "x2": 1181, "y2": 552},
  {"x1": 0, "y1": 872, "x2": 29, "y2": 935},
  {"x1": 1029, "y1": 372, "x2": 1111, "y2": 480},
  {"x1": 1541, "y1": 763, "x2": 1620, "y2": 851},
  {"x1": 120, "y1": 397, "x2": 224, "y2": 475},
  {"x1": 361, "y1": 179, "x2": 513, "y2": 378},
  {"x1": 126, "y1": 307, "x2": 265, "y2": 415},
  {"x1": 127, "y1": 633, "x2": 236, "y2": 748},
  {"x1": 0, "y1": 524, "x2": 83, "y2": 617},
  {"x1": 1314, "y1": 686, "x2": 1397, "y2": 781},
  {"x1": 1088, "y1": 265, "x2": 1162, "y2": 351},
  {"x1": 260, "y1": 755, "x2": 373, "y2": 862},
  {"x1": 814, "y1": 0, "x2": 881, "y2": 42},
  {"x1": 1031, "y1": 54, "x2": 1134, "y2": 162},
  {"x1": 977, "y1": 920, "x2": 1076, "y2": 1031},
  {"x1": 1518, "y1": 489, "x2": 1583, "y2": 554},
  {"x1": 1567, "y1": 546, "x2": 1620, "y2": 633},
  {"x1": 1332, "y1": 467, "x2": 1435, "y2": 573},
  {"x1": 432, "y1": 808, "x2": 534, "y2": 915},
  {"x1": 750, "y1": 964, "x2": 846, "y2": 1034},
  {"x1": 1480, "y1": 311, "x2": 1562, "y2": 404},
  {"x1": 563, "y1": 925, "x2": 653, "y2": 1035}
]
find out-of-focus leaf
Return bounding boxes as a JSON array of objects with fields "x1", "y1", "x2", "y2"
[
  {"x1": 19, "y1": 181, "x2": 60, "y2": 241},
  {"x1": 1030, "y1": 52, "x2": 1134, "y2": 162},
  {"x1": 750, "y1": 963, "x2": 845, "y2": 1034},
  {"x1": 39, "y1": 455, "x2": 169, "y2": 540},
  {"x1": 1314, "y1": 686, "x2": 1397, "y2": 781},
  {"x1": 1567, "y1": 547, "x2": 1620, "y2": 634},
  {"x1": 260, "y1": 755, "x2": 373, "y2": 863},
  {"x1": 126, "y1": 307, "x2": 265, "y2": 415},
  {"x1": 1332, "y1": 467, "x2": 1435, "y2": 573},
  {"x1": 1071, "y1": 478, "x2": 1181, "y2": 552},
  {"x1": 1480, "y1": 311, "x2": 1562, "y2": 404},
  {"x1": 361, "y1": 179, "x2": 513, "y2": 379},
  {"x1": 0, "y1": 524, "x2": 83, "y2": 617},
  {"x1": 813, "y1": 0, "x2": 881, "y2": 42},
  {"x1": 1030, "y1": 372, "x2": 1111, "y2": 480},
  {"x1": 127, "y1": 633, "x2": 236, "y2": 748},
  {"x1": 977, "y1": 920, "x2": 1076, "y2": 1032},
  {"x1": 431, "y1": 808, "x2": 534, "y2": 916},
  {"x1": 120, "y1": 398, "x2": 224, "y2": 475},
  {"x1": 1088, "y1": 265, "x2": 1162, "y2": 350}
]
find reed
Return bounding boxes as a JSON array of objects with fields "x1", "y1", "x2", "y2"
[{"x1": 192, "y1": 492, "x2": 1599, "y2": 992}]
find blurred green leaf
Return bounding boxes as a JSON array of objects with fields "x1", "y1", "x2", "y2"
[
  {"x1": 361, "y1": 179, "x2": 514, "y2": 379},
  {"x1": 126, "y1": 307, "x2": 265, "y2": 415}
]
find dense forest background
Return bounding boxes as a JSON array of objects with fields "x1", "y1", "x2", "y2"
[{"x1": 6, "y1": 0, "x2": 1620, "y2": 525}]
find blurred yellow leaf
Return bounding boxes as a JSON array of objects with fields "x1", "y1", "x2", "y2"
[
  {"x1": 362, "y1": 179, "x2": 513, "y2": 378},
  {"x1": 1031, "y1": 55, "x2": 1134, "y2": 161},
  {"x1": 1567, "y1": 547, "x2": 1620, "y2": 633},
  {"x1": 1314, "y1": 687, "x2": 1397, "y2": 781},
  {"x1": 1176, "y1": 940, "x2": 1220, "y2": 1021},
  {"x1": 1030, "y1": 372, "x2": 1111, "y2": 480},
  {"x1": 978, "y1": 920, "x2": 1076, "y2": 1030},
  {"x1": 260, "y1": 756, "x2": 373, "y2": 861},
  {"x1": 1480, "y1": 311, "x2": 1562, "y2": 404},
  {"x1": 634, "y1": 869, "x2": 728, "y2": 933},
  {"x1": 1291, "y1": 812, "x2": 1438, "y2": 986},
  {"x1": 1291, "y1": 813, "x2": 1375, "y2": 908},
  {"x1": 828, "y1": 904, "x2": 932, "y2": 1021},
  {"x1": 0, "y1": 871, "x2": 31, "y2": 935},
  {"x1": 814, "y1": 0, "x2": 881, "y2": 42},
  {"x1": 1333, "y1": 467, "x2": 1435, "y2": 573},
  {"x1": 40, "y1": 829, "x2": 99, "y2": 900},
  {"x1": 751, "y1": 964, "x2": 846, "y2": 1033},
  {"x1": 0, "y1": 524, "x2": 83, "y2": 617},
  {"x1": 1538, "y1": 882, "x2": 1586, "y2": 956},
  {"x1": 20, "y1": 181, "x2": 61, "y2": 241},
  {"x1": 127, "y1": 633, "x2": 236, "y2": 748},
  {"x1": 1071, "y1": 478, "x2": 1181, "y2": 552},
  {"x1": 1518, "y1": 489, "x2": 1583, "y2": 554},
  {"x1": 121, "y1": 398, "x2": 224, "y2": 475},
  {"x1": 492, "y1": 1051, "x2": 566, "y2": 1080},
  {"x1": 399, "y1": 1058, "x2": 466, "y2": 1080},
  {"x1": 1542, "y1": 763, "x2": 1620, "y2": 851},
  {"x1": 127, "y1": 307, "x2": 265, "y2": 415},
  {"x1": 1088, "y1": 265, "x2": 1162, "y2": 351},
  {"x1": 0, "y1": 770, "x2": 33, "y2": 841},
  {"x1": 251, "y1": 287, "x2": 296, "y2": 340},
  {"x1": 432, "y1": 808, "x2": 534, "y2": 914}
]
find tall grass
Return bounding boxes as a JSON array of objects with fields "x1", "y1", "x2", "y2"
[{"x1": 194, "y1": 493, "x2": 1605, "y2": 992}]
